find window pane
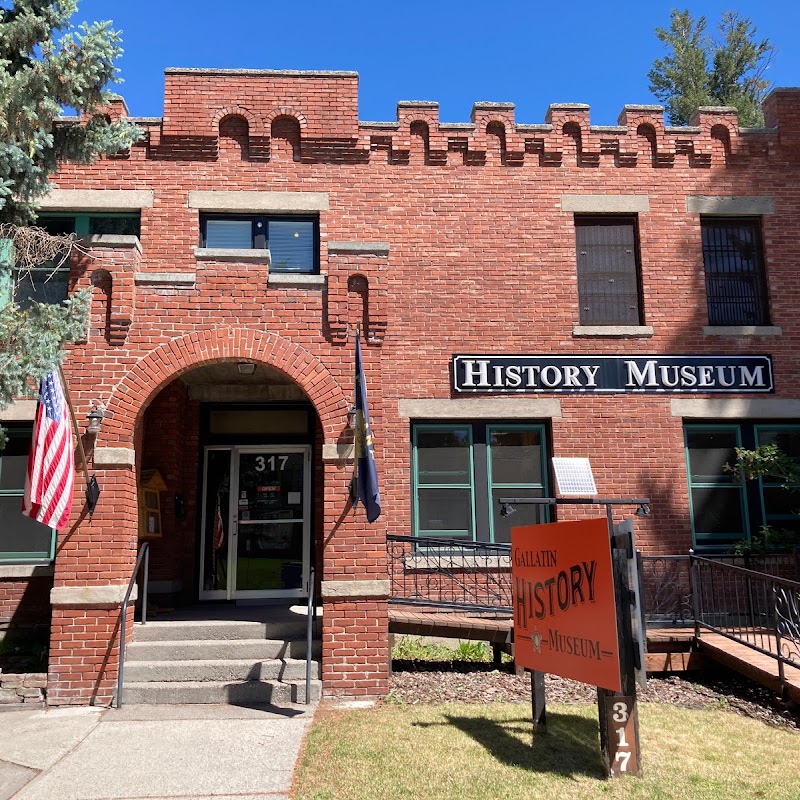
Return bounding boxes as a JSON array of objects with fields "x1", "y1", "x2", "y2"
[
  {"x1": 0, "y1": 453, "x2": 28, "y2": 491},
  {"x1": 757, "y1": 428, "x2": 800, "y2": 461},
  {"x1": 491, "y1": 487, "x2": 545, "y2": 544},
  {"x1": 702, "y1": 219, "x2": 768, "y2": 326},
  {"x1": 0, "y1": 496, "x2": 53, "y2": 558},
  {"x1": 13, "y1": 267, "x2": 69, "y2": 308},
  {"x1": 417, "y1": 488, "x2": 472, "y2": 535},
  {"x1": 489, "y1": 428, "x2": 542, "y2": 485},
  {"x1": 205, "y1": 219, "x2": 252, "y2": 249},
  {"x1": 416, "y1": 428, "x2": 471, "y2": 485},
  {"x1": 575, "y1": 219, "x2": 641, "y2": 325},
  {"x1": 686, "y1": 429, "x2": 738, "y2": 482},
  {"x1": 90, "y1": 216, "x2": 140, "y2": 236},
  {"x1": 268, "y1": 220, "x2": 315, "y2": 273},
  {"x1": 37, "y1": 216, "x2": 75, "y2": 235},
  {"x1": 690, "y1": 487, "x2": 746, "y2": 539},
  {"x1": 762, "y1": 487, "x2": 800, "y2": 517}
]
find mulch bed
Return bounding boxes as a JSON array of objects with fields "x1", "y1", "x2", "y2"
[{"x1": 390, "y1": 660, "x2": 800, "y2": 730}]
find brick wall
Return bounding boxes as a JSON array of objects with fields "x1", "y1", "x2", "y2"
[{"x1": 6, "y1": 72, "x2": 798, "y2": 702}]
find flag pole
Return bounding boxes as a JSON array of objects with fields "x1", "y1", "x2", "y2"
[{"x1": 57, "y1": 364, "x2": 92, "y2": 492}]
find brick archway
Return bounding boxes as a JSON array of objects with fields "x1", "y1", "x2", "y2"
[{"x1": 101, "y1": 327, "x2": 348, "y2": 446}]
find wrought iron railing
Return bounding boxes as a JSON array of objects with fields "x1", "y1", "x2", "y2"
[
  {"x1": 690, "y1": 554, "x2": 800, "y2": 697},
  {"x1": 639, "y1": 555, "x2": 693, "y2": 625},
  {"x1": 387, "y1": 535, "x2": 512, "y2": 613},
  {"x1": 387, "y1": 535, "x2": 693, "y2": 623}
]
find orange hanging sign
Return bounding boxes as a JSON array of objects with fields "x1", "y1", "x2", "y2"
[{"x1": 512, "y1": 517, "x2": 621, "y2": 692}]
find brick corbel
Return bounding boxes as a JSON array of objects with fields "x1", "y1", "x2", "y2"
[{"x1": 326, "y1": 242, "x2": 389, "y2": 344}]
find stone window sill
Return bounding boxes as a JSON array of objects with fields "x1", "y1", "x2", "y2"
[
  {"x1": 135, "y1": 272, "x2": 196, "y2": 287},
  {"x1": 702, "y1": 325, "x2": 782, "y2": 337},
  {"x1": 194, "y1": 247, "x2": 271, "y2": 263},
  {"x1": 80, "y1": 234, "x2": 141, "y2": 252},
  {"x1": 268, "y1": 273, "x2": 326, "y2": 288},
  {"x1": 0, "y1": 564, "x2": 54, "y2": 579},
  {"x1": 573, "y1": 325, "x2": 654, "y2": 337}
]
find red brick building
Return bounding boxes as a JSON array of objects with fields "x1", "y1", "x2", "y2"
[{"x1": 2, "y1": 69, "x2": 799, "y2": 705}]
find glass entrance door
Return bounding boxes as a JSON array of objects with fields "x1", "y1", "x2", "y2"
[{"x1": 200, "y1": 445, "x2": 311, "y2": 600}]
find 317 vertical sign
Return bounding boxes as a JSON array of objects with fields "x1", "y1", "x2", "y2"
[{"x1": 604, "y1": 695, "x2": 640, "y2": 776}]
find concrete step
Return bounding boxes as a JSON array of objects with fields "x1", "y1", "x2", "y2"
[
  {"x1": 124, "y1": 658, "x2": 319, "y2": 683},
  {"x1": 120, "y1": 679, "x2": 321, "y2": 705},
  {"x1": 132, "y1": 619, "x2": 319, "y2": 642},
  {"x1": 126, "y1": 638, "x2": 320, "y2": 662}
]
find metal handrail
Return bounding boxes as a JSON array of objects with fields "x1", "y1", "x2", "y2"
[
  {"x1": 115, "y1": 542, "x2": 150, "y2": 708},
  {"x1": 305, "y1": 566, "x2": 316, "y2": 705},
  {"x1": 691, "y1": 553, "x2": 800, "y2": 697}
]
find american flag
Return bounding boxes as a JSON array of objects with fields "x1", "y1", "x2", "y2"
[{"x1": 21, "y1": 370, "x2": 75, "y2": 530}]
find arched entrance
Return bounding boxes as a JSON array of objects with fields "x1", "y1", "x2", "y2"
[{"x1": 138, "y1": 360, "x2": 321, "y2": 605}]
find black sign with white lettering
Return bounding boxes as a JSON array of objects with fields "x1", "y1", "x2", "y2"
[{"x1": 452, "y1": 355, "x2": 774, "y2": 394}]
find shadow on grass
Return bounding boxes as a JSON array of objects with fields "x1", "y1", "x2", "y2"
[{"x1": 414, "y1": 712, "x2": 605, "y2": 779}]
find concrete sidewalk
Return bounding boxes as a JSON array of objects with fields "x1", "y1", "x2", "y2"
[{"x1": 0, "y1": 703, "x2": 315, "y2": 800}]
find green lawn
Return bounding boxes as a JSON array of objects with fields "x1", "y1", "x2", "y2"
[{"x1": 294, "y1": 702, "x2": 800, "y2": 800}]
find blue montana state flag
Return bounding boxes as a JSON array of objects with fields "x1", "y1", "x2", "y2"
[{"x1": 352, "y1": 331, "x2": 381, "y2": 522}]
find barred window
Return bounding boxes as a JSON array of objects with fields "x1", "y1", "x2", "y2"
[
  {"x1": 575, "y1": 216, "x2": 643, "y2": 326},
  {"x1": 701, "y1": 218, "x2": 769, "y2": 326}
]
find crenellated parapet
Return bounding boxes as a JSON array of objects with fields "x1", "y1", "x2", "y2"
[{"x1": 101, "y1": 72, "x2": 799, "y2": 169}]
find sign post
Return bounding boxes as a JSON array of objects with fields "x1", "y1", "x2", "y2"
[
  {"x1": 597, "y1": 516, "x2": 642, "y2": 777},
  {"x1": 507, "y1": 497, "x2": 647, "y2": 779}
]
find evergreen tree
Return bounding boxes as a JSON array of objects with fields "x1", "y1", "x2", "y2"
[
  {"x1": 0, "y1": 1, "x2": 140, "y2": 446},
  {"x1": 648, "y1": 9, "x2": 775, "y2": 126}
]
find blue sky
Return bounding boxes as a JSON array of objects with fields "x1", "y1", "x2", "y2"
[{"x1": 76, "y1": 1, "x2": 800, "y2": 126}]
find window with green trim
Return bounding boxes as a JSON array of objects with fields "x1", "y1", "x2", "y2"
[
  {"x1": 0, "y1": 426, "x2": 56, "y2": 563},
  {"x1": 684, "y1": 422, "x2": 800, "y2": 550},
  {"x1": 755, "y1": 425, "x2": 800, "y2": 536},
  {"x1": 412, "y1": 422, "x2": 549, "y2": 543},
  {"x1": 7, "y1": 213, "x2": 140, "y2": 308}
]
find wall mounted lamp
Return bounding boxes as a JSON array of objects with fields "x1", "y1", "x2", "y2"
[
  {"x1": 86, "y1": 404, "x2": 106, "y2": 436},
  {"x1": 635, "y1": 503, "x2": 651, "y2": 517},
  {"x1": 347, "y1": 405, "x2": 358, "y2": 430},
  {"x1": 499, "y1": 502, "x2": 516, "y2": 518},
  {"x1": 237, "y1": 361, "x2": 256, "y2": 376}
]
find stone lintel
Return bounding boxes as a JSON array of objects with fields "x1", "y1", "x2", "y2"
[
  {"x1": 1, "y1": 400, "x2": 37, "y2": 421},
  {"x1": 672, "y1": 398, "x2": 800, "y2": 419},
  {"x1": 561, "y1": 195, "x2": 650, "y2": 214},
  {"x1": 188, "y1": 191, "x2": 329, "y2": 212},
  {"x1": 398, "y1": 398, "x2": 562, "y2": 419},
  {"x1": 686, "y1": 196, "x2": 775, "y2": 215},
  {"x1": 41, "y1": 189, "x2": 154, "y2": 211},
  {"x1": 321, "y1": 579, "x2": 389, "y2": 598}
]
